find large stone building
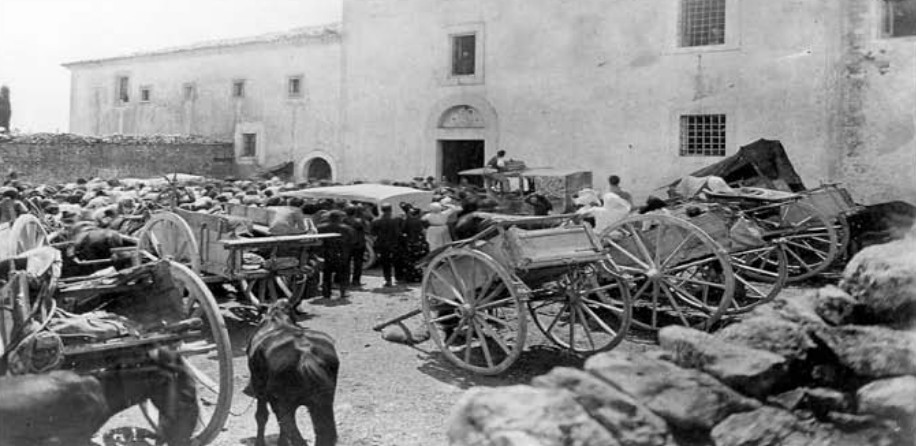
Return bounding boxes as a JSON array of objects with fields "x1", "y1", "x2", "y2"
[
  {"x1": 64, "y1": 25, "x2": 342, "y2": 180},
  {"x1": 66, "y1": 0, "x2": 916, "y2": 204}
]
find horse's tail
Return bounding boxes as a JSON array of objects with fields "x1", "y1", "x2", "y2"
[{"x1": 297, "y1": 345, "x2": 337, "y2": 392}]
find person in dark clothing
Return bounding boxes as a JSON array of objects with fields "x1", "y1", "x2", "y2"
[
  {"x1": 316, "y1": 210, "x2": 354, "y2": 299},
  {"x1": 524, "y1": 192, "x2": 553, "y2": 216},
  {"x1": 345, "y1": 205, "x2": 368, "y2": 287},
  {"x1": 398, "y1": 205, "x2": 429, "y2": 283},
  {"x1": 370, "y1": 203, "x2": 401, "y2": 287}
]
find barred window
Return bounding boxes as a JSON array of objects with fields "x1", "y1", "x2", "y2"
[
  {"x1": 288, "y1": 76, "x2": 303, "y2": 97},
  {"x1": 139, "y1": 86, "x2": 151, "y2": 102},
  {"x1": 680, "y1": 114, "x2": 726, "y2": 156},
  {"x1": 680, "y1": 0, "x2": 726, "y2": 47},
  {"x1": 884, "y1": 0, "x2": 916, "y2": 37},
  {"x1": 232, "y1": 80, "x2": 246, "y2": 98},
  {"x1": 117, "y1": 76, "x2": 130, "y2": 103}
]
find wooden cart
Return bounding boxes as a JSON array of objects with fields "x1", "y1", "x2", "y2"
[
  {"x1": 136, "y1": 208, "x2": 336, "y2": 305},
  {"x1": 1, "y1": 248, "x2": 232, "y2": 446},
  {"x1": 408, "y1": 214, "x2": 632, "y2": 375}
]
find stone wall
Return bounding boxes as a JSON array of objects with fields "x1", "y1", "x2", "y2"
[{"x1": 0, "y1": 134, "x2": 235, "y2": 183}]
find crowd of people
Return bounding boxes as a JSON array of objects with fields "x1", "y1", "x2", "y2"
[{"x1": 1, "y1": 170, "x2": 641, "y2": 300}]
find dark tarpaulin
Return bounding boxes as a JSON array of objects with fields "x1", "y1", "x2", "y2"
[{"x1": 680, "y1": 138, "x2": 807, "y2": 192}]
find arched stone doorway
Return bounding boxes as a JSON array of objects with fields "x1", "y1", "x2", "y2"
[
  {"x1": 297, "y1": 151, "x2": 337, "y2": 184},
  {"x1": 428, "y1": 95, "x2": 499, "y2": 187}
]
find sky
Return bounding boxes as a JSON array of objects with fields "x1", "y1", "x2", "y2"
[{"x1": 0, "y1": 0, "x2": 341, "y2": 133}]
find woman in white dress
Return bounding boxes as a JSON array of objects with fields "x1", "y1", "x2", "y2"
[{"x1": 422, "y1": 203, "x2": 454, "y2": 250}]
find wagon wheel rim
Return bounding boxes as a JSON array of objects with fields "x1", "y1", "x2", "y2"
[
  {"x1": 725, "y1": 244, "x2": 788, "y2": 314},
  {"x1": 754, "y1": 202, "x2": 838, "y2": 282},
  {"x1": 600, "y1": 214, "x2": 735, "y2": 331},
  {"x1": 141, "y1": 260, "x2": 233, "y2": 446},
  {"x1": 528, "y1": 265, "x2": 631, "y2": 354},
  {"x1": 137, "y1": 212, "x2": 202, "y2": 274},
  {"x1": 421, "y1": 248, "x2": 527, "y2": 375},
  {"x1": 833, "y1": 213, "x2": 851, "y2": 262},
  {"x1": 10, "y1": 214, "x2": 49, "y2": 256}
]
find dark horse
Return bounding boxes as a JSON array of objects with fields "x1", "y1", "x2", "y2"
[
  {"x1": 246, "y1": 298, "x2": 340, "y2": 446},
  {"x1": 0, "y1": 346, "x2": 198, "y2": 446}
]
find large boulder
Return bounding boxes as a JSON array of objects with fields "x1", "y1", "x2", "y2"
[
  {"x1": 748, "y1": 292, "x2": 826, "y2": 327},
  {"x1": 768, "y1": 387, "x2": 852, "y2": 419},
  {"x1": 584, "y1": 351, "x2": 760, "y2": 433},
  {"x1": 715, "y1": 316, "x2": 817, "y2": 366},
  {"x1": 711, "y1": 406, "x2": 900, "y2": 446},
  {"x1": 856, "y1": 375, "x2": 916, "y2": 435},
  {"x1": 658, "y1": 326, "x2": 789, "y2": 398},
  {"x1": 841, "y1": 236, "x2": 916, "y2": 328},
  {"x1": 814, "y1": 285, "x2": 860, "y2": 326},
  {"x1": 447, "y1": 385, "x2": 619, "y2": 446},
  {"x1": 532, "y1": 367, "x2": 672, "y2": 446},
  {"x1": 811, "y1": 325, "x2": 916, "y2": 379}
]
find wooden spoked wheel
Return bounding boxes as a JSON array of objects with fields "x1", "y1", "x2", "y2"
[
  {"x1": 528, "y1": 264, "x2": 631, "y2": 354},
  {"x1": 726, "y1": 244, "x2": 788, "y2": 314},
  {"x1": 421, "y1": 248, "x2": 527, "y2": 375},
  {"x1": 600, "y1": 214, "x2": 735, "y2": 331},
  {"x1": 753, "y1": 202, "x2": 838, "y2": 282},
  {"x1": 2, "y1": 214, "x2": 50, "y2": 258},
  {"x1": 137, "y1": 212, "x2": 202, "y2": 273},
  {"x1": 141, "y1": 261, "x2": 233, "y2": 446}
]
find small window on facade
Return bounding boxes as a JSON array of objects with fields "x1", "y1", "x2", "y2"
[
  {"x1": 288, "y1": 76, "x2": 303, "y2": 97},
  {"x1": 183, "y1": 83, "x2": 196, "y2": 101},
  {"x1": 241, "y1": 133, "x2": 257, "y2": 157},
  {"x1": 680, "y1": 114, "x2": 726, "y2": 156},
  {"x1": 884, "y1": 0, "x2": 916, "y2": 37},
  {"x1": 451, "y1": 34, "x2": 476, "y2": 76},
  {"x1": 680, "y1": 0, "x2": 726, "y2": 47},
  {"x1": 117, "y1": 76, "x2": 130, "y2": 103},
  {"x1": 232, "y1": 80, "x2": 246, "y2": 98},
  {"x1": 140, "y1": 86, "x2": 151, "y2": 102}
]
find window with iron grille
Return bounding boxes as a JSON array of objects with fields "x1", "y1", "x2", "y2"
[
  {"x1": 183, "y1": 83, "x2": 196, "y2": 101},
  {"x1": 242, "y1": 133, "x2": 257, "y2": 157},
  {"x1": 680, "y1": 114, "x2": 726, "y2": 156},
  {"x1": 451, "y1": 34, "x2": 476, "y2": 76},
  {"x1": 680, "y1": 0, "x2": 726, "y2": 47},
  {"x1": 884, "y1": 0, "x2": 916, "y2": 37},
  {"x1": 288, "y1": 76, "x2": 303, "y2": 98},
  {"x1": 140, "y1": 86, "x2": 151, "y2": 102}
]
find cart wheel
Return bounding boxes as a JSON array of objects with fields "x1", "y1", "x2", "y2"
[
  {"x1": 834, "y1": 213, "x2": 851, "y2": 262},
  {"x1": 726, "y1": 244, "x2": 788, "y2": 314},
  {"x1": 138, "y1": 212, "x2": 202, "y2": 273},
  {"x1": 600, "y1": 214, "x2": 735, "y2": 331},
  {"x1": 756, "y1": 202, "x2": 838, "y2": 282},
  {"x1": 528, "y1": 264, "x2": 631, "y2": 354},
  {"x1": 3, "y1": 214, "x2": 49, "y2": 257},
  {"x1": 141, "y1": 260, "x2": 232, "y2": 446},
  {"x1": 421, "y1": 247, "x2": 527, "y2": 375}
]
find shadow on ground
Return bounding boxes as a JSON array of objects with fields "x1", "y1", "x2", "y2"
[{"x1": 415, "y1": 344, "x2": 585, "y2": 389}]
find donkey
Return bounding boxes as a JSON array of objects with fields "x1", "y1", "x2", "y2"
[{"x1": 246, "y1": 298, "x2": 339, "y2": 446}]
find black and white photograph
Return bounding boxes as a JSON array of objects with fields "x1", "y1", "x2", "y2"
[{"x1": 1, "y1": 0, "x2": 914, "y2": 444}]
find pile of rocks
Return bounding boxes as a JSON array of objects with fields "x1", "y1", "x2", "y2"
[
  {"x1": 0, "y1": 132, "x2": 228, "y2": 145},
  {"x1": 447, "y1": 233, "x2": 916, "y2": 445}
]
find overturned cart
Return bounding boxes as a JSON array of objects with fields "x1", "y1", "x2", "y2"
[
  {"x1": 384, "y1": 214, "x2": 634, "y2": 375},
  {"x1": 1, "y1": 250, "x2": 231, "y2": 446}
]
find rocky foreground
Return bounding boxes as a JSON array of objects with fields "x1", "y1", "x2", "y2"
[{"x1": 447, "y1": 233, "x2": 916, "y2": 446}]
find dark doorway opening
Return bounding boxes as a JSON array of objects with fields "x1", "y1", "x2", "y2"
[
  {"x1": 305, "y1": 158, "x2": 332, "y2": 182},
  {"x1": 440, "y1": 140, "x2": 484, "y2": 186}
]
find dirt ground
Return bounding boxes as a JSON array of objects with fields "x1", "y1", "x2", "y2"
[{"x1": 94, "y1": 271, "x2": 810, "y2": 446}]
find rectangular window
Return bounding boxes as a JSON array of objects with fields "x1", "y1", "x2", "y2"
[
  {"x1": 451, "y1": 34, "x2": 476, "y2": 76},
  {"x1": 139, "y1": 86, "x2": 151, "y2": 102},
  {"x1": 680, "y1": 114, "x2": 726, "y2": 156},
  {"x1": 241, "y1": 133, "x2": 257, "y2": 157},
  {"x1": 884, "y1": 0, "x2": 916, "y2": 37},
  {"x1": 232, "y1": 80, "x2": 246, "y2": 98},
  {"x1": 117, "y1": 76, "x2": 130, "y2": 103},
  {"x1": 183, "y1": 83, "x2": 196, "y2": 101},
  {"x1": 288, "y1": 76, "x2": 303, "y2": 97},
  {"x1": 680, "y1": 0, "x2": 726, "y2": 47}
]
